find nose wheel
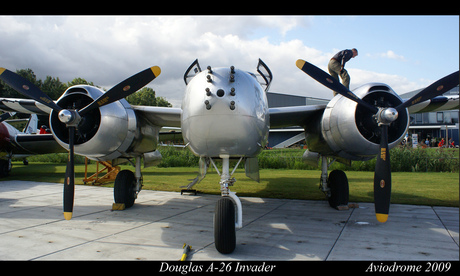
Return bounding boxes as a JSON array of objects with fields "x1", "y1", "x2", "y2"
[
  {"x1": 210, "y1": 155, "x2": 243, "y2": 254},
  {"x1": 214, "y1": 197, "x2": 236, "y2": 254}
]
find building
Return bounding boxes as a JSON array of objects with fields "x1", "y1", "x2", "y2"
[{"x1": 402, "y1": 85, "x2": 459, "y2": 147}]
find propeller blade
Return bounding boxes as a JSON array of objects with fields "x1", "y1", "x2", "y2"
[
  {"x1": 79, "y1": 66, "x2": 161, "y2": 116},
  {"x1": 296, "y1": 59, "x2": 378, "y2": 113},
  {"x1": 374, "y1": 125, "x2": 391, "y2": 223},
  {"x1": 396, "y1": 71, "x2": 459, "y2": 111},
  {"x1": 0, "y1": 68, "x2": 63, "y2": 112},
  {"x1": 63, "y1": 126, "x2": 75, "y2": 220}
]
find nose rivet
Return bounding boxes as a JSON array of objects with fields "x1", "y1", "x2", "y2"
[
  {"x1": 205, "y1": 87, "x2": 211, "y2": 96},
  {"x1": 204, "y1": 100, "x2": 211, "y2": 110}
]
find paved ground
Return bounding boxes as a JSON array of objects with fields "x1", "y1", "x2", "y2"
[{"x1": 0, "y1": 180, "x2": 458, "y2": 260}]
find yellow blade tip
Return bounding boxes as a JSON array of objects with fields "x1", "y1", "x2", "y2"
[
  {"x1": 150, "y1": 66, "x2": 161, "y2": 77},
  {"x1": 376, "y1": 213, "x2": 388, "y2": 223},
  {"x1": 295, "y1": 59, "x2": 306, "y2": 69},
  {"x1": 64, "y1": 212, "x2": 73, "y2": 220},
  {"x1": 0, "y1": 68, "x2": 6, "y2": 75}
]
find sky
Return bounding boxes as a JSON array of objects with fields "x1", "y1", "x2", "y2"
[{"x1": 0, "y1": 15, "x2": 458, "y2": 107}]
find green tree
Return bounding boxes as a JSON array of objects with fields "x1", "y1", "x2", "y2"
[
  {"x1": 42, "y1": 76, "x2": 66, "y2": 100},
  {"x1": 64, "y1": 78, "x2": 95, "y2": 90},
  {"x1": 126, "y1": 87, "x2": 172, "y2": 107},
  {"x1": 155, "y1": 96, "x2": 172, "y2": 107}
]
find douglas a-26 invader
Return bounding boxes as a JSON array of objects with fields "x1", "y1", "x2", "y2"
[{"x1": 0, "y1": 59, "x2": 458, "y2": 254}]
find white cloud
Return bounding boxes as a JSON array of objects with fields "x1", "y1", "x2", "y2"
[
  {"x1": 381, "y1": 50, "x2": 406, "y2": 61},
  {"x1": 0, "y1": 16, "x2": 427, "y2": 107},
  {"x1": 367, "y1": 50, "x2": 406, "y2": 61},
  {"x1": 348, "y1": 68, "x2": 431, "y2": 95}
]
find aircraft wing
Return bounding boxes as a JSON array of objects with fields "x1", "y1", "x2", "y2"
[
  {"x1": 132, "y1": 105, "x2": 182, "y2": 127},
  {"x1": 0, "y1": 98, "x2": 51, "y2": 115},
  {"x1": 12, "y1": 133, "x2": 67, "y2": 155},
  {"x1": 268, "y1": 94, "x2": 458, "y2": 129},
  {"x1": 0, "y1": 98, "x2": 182, "y2": 127},
  {"x1": 269, "y1": 104, "x2": 326, "y2": 128},
  {"x1": 407, "y1": 95, "x2": 459, "y2": 113}
]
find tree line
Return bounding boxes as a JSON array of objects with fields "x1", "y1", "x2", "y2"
[{"x1": 0, "y1": 68, "x2": 171, "y2": 107}]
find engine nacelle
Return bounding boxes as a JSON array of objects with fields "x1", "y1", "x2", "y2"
[
  {"x1": 321, "y1": 83, "x2": 409, "y2": 161},
  {"x1": 49, "y1": 85, "x2": 158, "y2": 161}
]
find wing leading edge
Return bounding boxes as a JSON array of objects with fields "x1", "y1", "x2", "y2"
[
  {"x1": 269, "y1": 104, "x2": 326, "y2": 129},
  {"x1": 132, "y1": 105, "x2": 182, "y2": 128}
]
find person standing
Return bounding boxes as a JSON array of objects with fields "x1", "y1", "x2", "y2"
[
  {"x1": 328, "y1": 48, "x2": 358, "y2": 96},
  {"x1": 438, "y1": 138, "x2": 445, "y2": 148},
  {"x1": 425, "y1": 138, "x2": 430, "y2": 147}
]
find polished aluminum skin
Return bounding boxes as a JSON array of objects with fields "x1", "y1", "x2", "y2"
[
  {"x1": 319, "y1": 83, "x2": 409, "y2": 160},
  {"x1": 49, "y1": 85, "x2": 160, "y2": 161},
  {"x1": 181, "y1": 67, "x2": 269, "y2": 158}
]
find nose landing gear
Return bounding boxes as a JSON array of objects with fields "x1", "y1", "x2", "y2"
[{"x1": 211, "y1": 155, "x2": 243, "y2": 254}]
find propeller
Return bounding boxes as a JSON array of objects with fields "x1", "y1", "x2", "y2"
[
  {"x1": 296, "y1": 59, "x2": 459, "y2": 223},
  {"x1": 295, "y1": 60, "x2": 378, "y2": 113},
  {"x1": 0, "y1": 68, "x2": 63, "y2": 113},
  {"x1": 1, "y1": 66, "x2": 161, "y2": 220}
]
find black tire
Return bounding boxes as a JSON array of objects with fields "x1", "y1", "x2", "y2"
[
  {"x1": 327, "y1": 170, "x2": 349, "y2": 209},
  {"x1": 0, "y1": 159, "x2": 10, "y2": 177},
  {"x1": 114, "y1": 170, "x2": 136, "y2": 208},
  {"x1": 214, "y1": 197, "x2": 236, "y2": 254}
]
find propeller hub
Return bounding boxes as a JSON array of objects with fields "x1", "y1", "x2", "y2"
[
  {"x1": 58, "y1": 109, "x2": 73, "y2": 123},
  {"x1": 377, "y1": 107, "x2": 398, "y2": 126},
  {"x1": 58, "y1": 109, "x2": 81, "y2": 126},
  {"x1": 58, "y1": 109, "x2": 74, "y2": 123},
  {"x1": 382, "y1": 107, "x2": 398, "y2": 122}
]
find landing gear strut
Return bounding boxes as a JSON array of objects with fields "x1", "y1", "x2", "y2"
[
  {"x1": 211, "y1": 155, "x2": 243, "y2": 254},
  {"x1": 319, "y1": 156, "x2": 349, "y2": 210}
]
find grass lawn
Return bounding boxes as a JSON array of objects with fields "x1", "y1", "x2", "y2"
[{"x1": 2, "y1": 162, "x2": 458, "y2": 207}]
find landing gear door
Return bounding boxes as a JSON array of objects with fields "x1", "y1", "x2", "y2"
[
  {"x1": 256, "y1": 59, "x2": 273, "y2": 92},
  {"x1": 183, "y1": 59, "x2": 202, "y2": 85}
]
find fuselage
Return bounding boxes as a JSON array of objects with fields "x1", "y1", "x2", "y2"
[{"x1": 181, "y1": 67, "x2": 269, "y2": 158}]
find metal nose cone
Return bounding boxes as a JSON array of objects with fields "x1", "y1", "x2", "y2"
[{"x1": 58, "y1": 109, "x2": 73, "y2": 124}]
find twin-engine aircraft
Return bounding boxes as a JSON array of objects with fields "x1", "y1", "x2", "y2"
[{"x1": 0, "y1": 61, "x2": 458, "y2": 254}]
